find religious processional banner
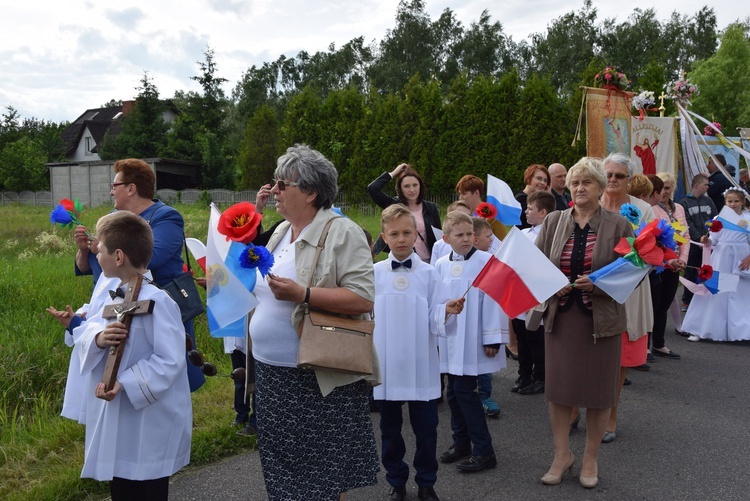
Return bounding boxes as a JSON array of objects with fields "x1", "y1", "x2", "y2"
[
  {"x1": 585, "y1": 87, "x2": 633, "y2": 158},
  {"x1": 629, "y1": 117, "x2": 678, "y2": 176}
]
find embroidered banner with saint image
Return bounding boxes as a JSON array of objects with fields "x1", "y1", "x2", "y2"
[
  {"x1": 585, "y1": 87, "x2": 633, "y2": 158},
  {"x1": 629, "y1": 117, "x2": 678, "y2": 176}
]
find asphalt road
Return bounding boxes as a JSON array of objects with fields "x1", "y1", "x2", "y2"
[{"x1": 168, "y1": 308, "x2": 750, "y2": 500}]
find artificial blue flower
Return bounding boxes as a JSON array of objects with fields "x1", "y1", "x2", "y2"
[
  {"x1": 239, "y1": 244, "x2": 275, "y2": 277},
  {"x1": 50, "y1": 204, "x2": 73, "y2": 226},
  {"x1": 655, "y1": 219, "x2": 677, "y2": 251},
  {"x1": 619, "y1": 203, "x2": 641, "y2": 226}
]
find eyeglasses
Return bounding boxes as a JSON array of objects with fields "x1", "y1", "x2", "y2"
[
  {"x1": 606, "y1": 172, "x2": 629, "y2": 180},
  {"x1": 111, "y1": 182, "x2": 128, "y2": 190},
  {"x1": 272, "y1": 179, "x2": 300, "y2": 191}
]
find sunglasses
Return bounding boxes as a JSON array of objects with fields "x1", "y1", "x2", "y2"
[
  {"x1": 606, "y1": 172, "x2": 629, "y2": 180},
  {"x1": 272, "y1": 179, "x2": 300, "y2": 191}
]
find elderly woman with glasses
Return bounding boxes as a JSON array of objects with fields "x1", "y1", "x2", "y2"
[
  {"x1": 599, "y1": 152, "x2": 654, "y2": 444},
  {"x1": 535, "y1": 157, "x2": 633, "y2": 489},
  {"x1": 72, "y1": 158, "x2": 205, "y2": 392},
  {"x1": 249, "y1": 145, "x2": 379, "y2": 500}
]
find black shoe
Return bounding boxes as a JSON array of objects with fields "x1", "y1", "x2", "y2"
[
  {"x1": 440, "y1": 444, "x2": 472, "y2": 463},
  {"x1": 646, "y1": 352, "x2": 655, "y2": 363},
  {"x1": 652, "y1": 348, "x2": 681, "y2": 359},
  {"x1": 505, "y1": 346, "x2": 519, "y2": 360},
  {"x1": 388, "y1": 486, "x2": 406, "y2": 501},
  {"x1": 675, "y1": 328, "x2": 689, "y2": 337},
  {"x1": 236, "y1": 424, "x2": 257, "y2": 436},
  {"x1": 623, "y1": 378, "x2": 632, "y2": 386},
  {"x1": 632, "y1": 363, "x2": 650, "y2": 372},
  {"x1": 231, "y1": 419, "x2": 247, "y2": 427},
  {"x1": 456, "y1": 455, "x2": 497, "y2": 472},
  {"x1": 510, "y1": 376, "x2": 532, "y2": 393},
  {"x1": 417, "y1": 486, "x2": 440, "y2": 501},
  {"x1": 518, "y1": 380, "x2": 545, "y2": 395}
]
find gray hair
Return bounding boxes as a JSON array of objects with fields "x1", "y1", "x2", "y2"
[
  {"x1": 603, "y1": 152, "x2": 636, "y2": 176},
  {"x1": 275, "y1": 144, "x2": 338, "y2": 209},
  {"x1": 567, "y1": 157, "x2": 607, "y2": 190}
]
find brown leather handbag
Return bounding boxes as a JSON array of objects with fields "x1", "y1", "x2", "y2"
[{"x1": 296, "y1": 217, "x2": 374, "y2": 376}]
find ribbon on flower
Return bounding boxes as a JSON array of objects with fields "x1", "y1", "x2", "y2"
[
  {"x1": 636, "y1": 107, "x2": 659, "y2": 121},
  {"x1": 613, "y1": 219, "x2": 678, "y2": 272}
]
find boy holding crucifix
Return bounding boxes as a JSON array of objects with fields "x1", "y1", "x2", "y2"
[{"x1": 74, "y1": 211, "x2": 192, "y2": 500}]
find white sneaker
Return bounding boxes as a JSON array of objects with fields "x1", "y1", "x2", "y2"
[{"x1": 687, "y1": 335, "x2": 700, "y2": 342}]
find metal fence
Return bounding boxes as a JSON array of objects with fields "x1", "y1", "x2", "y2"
[{"x1": 3, "y1": 188, "x2": 458, "y2": 210}]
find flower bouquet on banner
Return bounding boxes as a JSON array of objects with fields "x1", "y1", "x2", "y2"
[
  {"x1": 206, "y1": 202, "x2": 273, "y2": 337},
  {"x1": 589, "y1": 206, "x2": 679, "y2": 303}
]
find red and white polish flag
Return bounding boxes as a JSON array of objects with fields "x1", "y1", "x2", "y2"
[{"x1": 472, "y1": 227, "x2": 569, "y2": 318}]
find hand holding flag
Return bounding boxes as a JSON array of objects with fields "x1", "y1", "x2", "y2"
[{"x1": 471, "y1": 227, "x2": 569, "y2": 318}]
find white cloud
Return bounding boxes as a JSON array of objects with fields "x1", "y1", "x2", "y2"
[
  {"x1": 0, "y1": 0, "x2": 745, "y2": 123},
  {"x1": 104, "y1": 7, "x2": 147, "y2": 29}
]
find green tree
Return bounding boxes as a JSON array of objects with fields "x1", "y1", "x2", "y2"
[
  {"x1": 237, "y1": 104, "x2": 279, "y2": 190},
  {"x1": 455, "y1": 10, "x2": 510, "y2": 79},
  {"x1": 99, "y1": 72, "x2": 168, "y2": 159},
  {"x1": 280, "y1": 86, "x2": 323, "y2": 147},
  {"x1": 0, "y1": 106, "x2": 22, "y2": 151},
  {"x1": 599, "y1": 8, "x2": 663, "y2": 87},
  {"x1": 0, "y1": 136, "x2": 49, "y2": 190},
  {"x1": 530, "y1": 0, "x2": 600, "y2": 96},
  {"x1": 368, "y1": 0, "x2": 437, "y2": 93},
  {"x1": 509, "y1": 73, "x2": 574, "y2": 179},
  {"x1": 163, "y1": 47, "x2": 233, "y2": 188},
  {"x1": 691, "y1": 23, "x2": 750, "y2": 133}
]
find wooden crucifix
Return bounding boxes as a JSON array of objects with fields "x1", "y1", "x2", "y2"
[{"x1": 101, "y1": 274, "x2": 155, "y2": 391}]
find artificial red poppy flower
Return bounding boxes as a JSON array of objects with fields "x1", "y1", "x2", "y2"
[
  {"x1": 698, "y1": 265, "x2": 713, "y2": 282},
  {"x1": 476, "y1": 202, "x2": 497, "y2": 219},
  {"x1": 60, "y1": 198, "x2": 75, "y2": 212},
  {"x1": 218, "y1": 202, "x2": 263, "y2": 244},
  {"x1": 709, "y1": 220, "x2": 723, "y2": 232}
]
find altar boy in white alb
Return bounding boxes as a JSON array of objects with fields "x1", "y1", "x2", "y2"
[
  {"x1": 373, "y1": 204, "x2": 465, "y2": 501},
  {"x1": 435, "y1": 211, "x2": 506, "y2": 473},
  {"x1": 75, "y1": 211, "x2": 191, "y2": 501}
]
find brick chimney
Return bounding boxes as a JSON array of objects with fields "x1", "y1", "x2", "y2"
[{"x1": 122, "y1": 100, "x2": 136, "y2": 116}]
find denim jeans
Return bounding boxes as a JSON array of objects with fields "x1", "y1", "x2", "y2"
[{"x1": 477, "y1": 373, "x2": 493, "y2": 401}]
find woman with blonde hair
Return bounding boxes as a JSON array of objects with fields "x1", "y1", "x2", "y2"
[{"x1": 536, "y1": 157, "x2": 632, "y2": 488}]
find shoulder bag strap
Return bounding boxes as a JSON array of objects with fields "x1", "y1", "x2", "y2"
[
  {"x1": 307, "y1": 216, "x2": 341, "y2": 285},
  {"x1": 182, "y1": 234, "x2": 192, "y2": 274}
]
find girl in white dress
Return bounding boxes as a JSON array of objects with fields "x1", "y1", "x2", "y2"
[{"x1": 683, "y1": 187, "x2": 750, "y2": 342}]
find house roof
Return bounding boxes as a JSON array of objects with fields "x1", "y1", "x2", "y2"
[
  {"x1": 60, "y1": 105, "x2": 123, "y2": 155},
  {"x1": 60, "y1": 100, "x2": 179, "y2": 156}
]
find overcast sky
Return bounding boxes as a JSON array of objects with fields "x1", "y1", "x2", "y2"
[{"x1": 1, "y1": 0, "x2": 745, "y2": 123}]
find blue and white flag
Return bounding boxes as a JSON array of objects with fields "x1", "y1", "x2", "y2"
[
  {"x1": 206, "y1": 203, "x2": 259, "y2": 337},
  {"x1": 486, "y1": 174, "x2": 522, "y2": 226},
  {"x1": 588, "y1": 257, "x2": 651, "y2": 304}
]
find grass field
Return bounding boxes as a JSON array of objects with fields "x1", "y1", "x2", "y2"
[{"x1": 0, "y1": 202, "x2": 384, "y2": 501}]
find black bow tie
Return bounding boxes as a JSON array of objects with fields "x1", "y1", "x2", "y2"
[
  {"x1": 392, "y1": 259, "x2": 412, "y2": 270},
  {"x1": 109, "y1": 288, "x2": 125, "y2": 300}
]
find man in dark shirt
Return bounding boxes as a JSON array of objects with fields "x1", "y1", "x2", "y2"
[{"x1": 548, "y1": 163, "x2": 571, "y2": 211}]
